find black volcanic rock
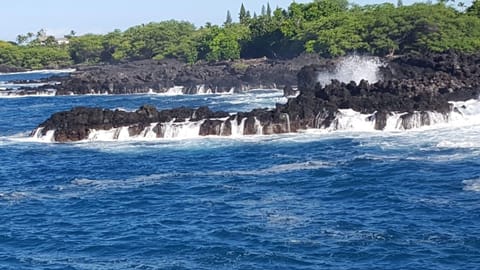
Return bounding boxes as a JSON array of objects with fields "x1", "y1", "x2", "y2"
[
  {"x1": 52, "y1": 55, "x2": 325, "y2": 95},
  {"x1": 33, "y1": 51, "x2": 480, "y2": 142},
  {"x1": 0, "y1": 65, "x2": 26, "y2": 73},
  {"x1": 282, "y1": 85, "x2": 297, "y2": 97},
  {"x1": 36, "y1": 105, "x2": 231, "y2": 141}
]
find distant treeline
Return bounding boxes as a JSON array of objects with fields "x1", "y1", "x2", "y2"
[{"x1": 1, "y1": 0, "x2": 480, "y2": 69}]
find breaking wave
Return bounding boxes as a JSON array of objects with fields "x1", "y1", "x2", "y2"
[{"x1": 317, "y1": 55, "x2": 384, "y2": 85}]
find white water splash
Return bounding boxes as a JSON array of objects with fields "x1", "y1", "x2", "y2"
[
  {"x1": 29, "y1": 128, "x2": 55, "y2": 142},
  {"x1": 83, "y1": 120, "x2": 206, "y2": 141},
  {"x1": 230, "y1": 117, "x2": 246, "y2": 137},
  {"x1": 317, "y1": 55, "x2": 384, "y2": 85},
  {"x1": 196, "y1": 85, "x2": 213, "y2": 95},
  {"x1": 254, "y1": 117, "x2": 264, "y2": 135},
  {"x1": 160, "y1": 120, "x2": 204, "y2": 139},
  {"x1": 142, "y1": 123, "x2": 158, "y2": 139},
  {"x1": 327, "y1": 99, "x2": 480, "y2": 132},
  {"x1": 164, "y1": 86, "x2": 185, "y2": 95},
  {"x1": 329, "y1": 109, "x2": 376, "y2": 131},
  {"x1": 280, "y1": 113, "x2": 291, "y2": 133}
]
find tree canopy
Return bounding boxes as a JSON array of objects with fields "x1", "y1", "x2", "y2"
[{"x1": 1, "y1": 0, "x2": 480, "y2": 69}]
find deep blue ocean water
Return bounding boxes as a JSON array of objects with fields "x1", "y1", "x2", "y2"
[{"x1": 0, "y1": 72, "x2": 480, "y2": 269}]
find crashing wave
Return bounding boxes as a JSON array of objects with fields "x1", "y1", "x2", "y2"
[
  {"x1": 30, "y1": 127, "x2": 56, "y2": 142},
  {"x1": 30, "y1": 99, "x2": 480, "y2": 142},
  {"x1": 317, "y1": 55, "x2": 385, "y2": 86},
  {"x1": 327, "y1": 99, "x2": 480, "y2": 132}
]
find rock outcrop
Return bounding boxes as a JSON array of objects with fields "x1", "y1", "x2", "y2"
[
  {"x1": 32, "y1": 51, "x2": 480, "y2": 142},
  {"x1": 0, "y1": 65, "x2": 25, "y2": 73},
  {"x1": 52, "y1": 54, "x2": 324, "y2": 95}
]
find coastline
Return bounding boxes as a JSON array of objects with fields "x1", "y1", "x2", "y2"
[{"x1": 30, "y1": 51, "x2": 480, "y2": 142}]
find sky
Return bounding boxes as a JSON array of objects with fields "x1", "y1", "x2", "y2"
[{"x1": 2, "y1": 0, "x2": 422, "y2": 42}]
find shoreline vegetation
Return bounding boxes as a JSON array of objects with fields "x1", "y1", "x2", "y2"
[{"x1": 1, "y1": 0, "x2": 480, "y2": 71}]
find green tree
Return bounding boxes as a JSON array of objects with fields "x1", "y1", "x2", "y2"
[
  {"x1": 3, "y1": 0, "x2": 480, "y2": 68},
  {"x1": 467, "y1": 0, "x2": 480, "y2": 17},
  {"x1": 203, "y1": 24, "x2": 250, "y2": 61},
  {"x1": 0, "y1": 40, "x2": 71, "y2": 69},
  {"x1": 239, "y1": 3, "x2": 250, "y2": 24},
  {"x1": 195, "y1": 24, "x2": 221, "y2": 60},
  {"x1": 225, "y1": 10, "x2": 233, "y2": 26},
  {"x1": 16, "y1": 32, "x2": 34, "y2": 45},
  {"x1": 68, "y1": 34, "x2": 104, "y2": 63},
  {"x1": 101, "y1": 29, "x2": 126, "y2": 62},
  {"x1": 121, "y1": 20, "x2": 197, "y2": 61}
]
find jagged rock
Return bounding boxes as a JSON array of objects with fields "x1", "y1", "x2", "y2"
[
  {"x1": 33, "y1": 51, "x2": 480, "y2": 142},
  {"x1": 0, "y1": 64, "x2": 25, "y2": 73},
  {"x1": 49, "y1": 55, "x2": 324, "y2": 95},
  {"x1": 283, "y1": 85, "x2": 298, "y2": 97}
]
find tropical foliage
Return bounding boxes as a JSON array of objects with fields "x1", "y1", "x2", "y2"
[{"x1": 1, "y1": 0, "x2": 480, "y2": 69}]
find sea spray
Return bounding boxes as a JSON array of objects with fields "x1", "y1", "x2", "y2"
[
  {"x1": 165, "y1": 86, "x2": 185, "y2": 95},
  {"x1": 159, "y1": 120, "x2": 204, "y2": 139},
  {"x1": 317, "y1": 55, "x2": 384, "y2": 85},
  {"x1": 231, "y1": 117, "x2": 246, "y2": 137},
  {"x1": 254, "y1": 117, "x2": 264, "y2": 135}
]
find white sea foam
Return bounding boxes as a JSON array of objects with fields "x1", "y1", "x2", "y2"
[
  {"x1": 230, "y1": 117, "x2": 246, "y2": 137},
  {"x1": 226, "y1": 90, "x2": 286, "y2": 106},
  {"x1": 437, "y1": 140, "x2": 480, "y2": 149},
  {"x1": 164, "y1": 86, "x2": 185, "y2": 95},
  {"x1": 257, "y1": 161, "x2": 328, "y2": 174},
  {"x1": 196, "y1": 84, "x2": 213, "y2": 95},
  {"x1": 254, "y1": 117, "x2": 263, "y2": 135},
  {"x1": 463, "y1": 179, "x2": 480, "y2": 192},
  {"x1": 23, "y1": 128, "x2": 55, "y2": 143},
  {"x1": 0, "y1": 89, "x2": 57, "y2": 98},
  {"x1": 0, "y1": 68, "x2": 75, "y2": 76},
  {"x1": 317, "y1": 55, "x2": 384, "y2": 85},
  {"x1": 324, "y1": 99, "x2": 480, "y2": 133},
  {"x1": 0, "y1": 191, "x2": 31, "y2": 202},
  {"x1": 87, "y1": 128, "x2": 119, "y2": 141},
  {"x1": 329, "y1": 109, "x2": 376, "y2": 131},
  {"x1": 161, "y1": 120, "x2": 204, "y2": 139},
  {"x1": 0, "y1": 82, "x2": 53, "y2": 88},
  {"x1": 70, "y1": 160, "x2": 328, "y2": 189},
  {"x1": 0, "y1": 160, "x2": 330, "y2": 203},
  {"x1": 199, "y1": 161, "x2": 329, "y2": 177}
]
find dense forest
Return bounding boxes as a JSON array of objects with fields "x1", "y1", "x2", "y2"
[{"x1": 1, "y1": 0, "x2": 480, "y2": 69}]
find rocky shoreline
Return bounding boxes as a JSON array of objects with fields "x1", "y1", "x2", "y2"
[
  {"x1": 44, "y1": 55, "x2": 328, "y2": 95},
  {"x1": 32, "y1": 52, "x2": 480, "y2": 142},
  {"x1": 0, "y1": 64, "x2": 26, "y2": 73},
  {"x1": 1, "y1": 55, "x2": 323, "y2": 96}
]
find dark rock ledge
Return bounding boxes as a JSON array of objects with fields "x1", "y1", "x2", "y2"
[
  {"x1": 50, "y1": 55, "x2": 327, "y2": 95},
  {"x1": 32, "y1": 52, "x2": 480, "y2": 142}
]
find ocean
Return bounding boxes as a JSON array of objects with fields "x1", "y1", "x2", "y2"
[{"x1": 0, "y1": 71, "x2": 479, "y2": 269}]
